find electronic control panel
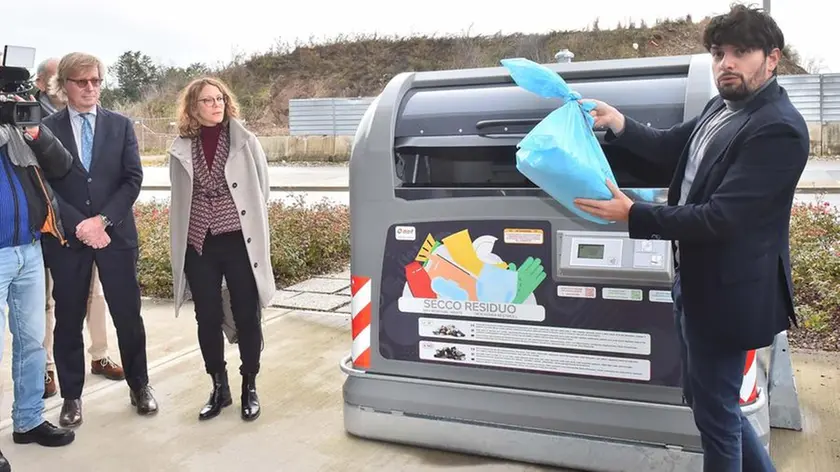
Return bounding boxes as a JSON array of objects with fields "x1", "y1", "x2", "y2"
[{"x1": 556, "y1": 230, "x2": 673, "y2": 285}]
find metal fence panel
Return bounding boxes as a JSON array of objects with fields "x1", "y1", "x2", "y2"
[
  {"x1": 778, "y1": 74, "x2": 822, "y2": 122},
  {"x1": 289, "y1": 97, "x2": 375, "y2": 136},
  {"x1": 820, "y1": 74, "x2": 840, "y2": 122}
]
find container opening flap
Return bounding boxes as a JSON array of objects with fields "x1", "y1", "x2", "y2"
[{"x1": 394, "y1": 142, "x2": 674, "y2": 191}]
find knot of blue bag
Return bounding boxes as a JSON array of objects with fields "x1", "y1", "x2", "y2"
[{"x1": 500, "y1": 57, "x2": 618, "y2": 225}]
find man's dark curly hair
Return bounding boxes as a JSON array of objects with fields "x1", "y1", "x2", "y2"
[{"x1": 703, "y1": 3, "x2": 785, "y2": 57}]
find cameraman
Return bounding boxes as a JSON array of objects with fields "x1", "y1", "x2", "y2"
[{"x1": 0, "y1": 96, "x2": 76, "y2": 469}]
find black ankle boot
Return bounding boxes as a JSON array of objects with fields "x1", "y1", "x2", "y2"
[
  {"x1": 241, "y1": 373, "x2": 260, "y2": 421},
  {"x1": 199, "y1": 371, "x2": 232, "y2": 420}
]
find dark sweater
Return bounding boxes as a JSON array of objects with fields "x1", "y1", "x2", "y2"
[{"x1": 200, "y1": 124, "x2": 222, "y2": 170}]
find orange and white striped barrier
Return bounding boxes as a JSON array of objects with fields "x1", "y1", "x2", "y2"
[
  {"x1": 740, "y1": 349, "x2": 758, "y2": 405},
  {"x1": 350, "y1": 275, "x2": 372, "y2": 370}
]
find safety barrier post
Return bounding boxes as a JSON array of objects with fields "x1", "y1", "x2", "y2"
[
  {"x1": 350, "y1": 275, "x2": 371, "y2": 370},
  {"x1": 768, "y1": 331, "x2": 803, "y2": 430},
  {"x1": 740, "y1": 349, "x2": 759, "y2": 405}
]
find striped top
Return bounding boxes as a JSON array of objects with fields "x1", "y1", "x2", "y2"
[{"x1": 187, "y1": 124, "x2": 242, "y2": 254}]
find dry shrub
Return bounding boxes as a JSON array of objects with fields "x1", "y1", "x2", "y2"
[
  {"x1": 267, "y1": 195, "x2": 350, "y2": 285},
  {"x1": 134, "y1": 197, "x2": 350, "y2": 299},
  {"x1": 788, "y1": 198, "x2": 840, "y2": 350},
  {"x1": 134, "y1": 202, "x2": 174, "y2": 299}
]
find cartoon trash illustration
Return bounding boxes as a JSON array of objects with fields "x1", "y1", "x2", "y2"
[
  {"x1": 400, "y1": 228, "x2": 547, "y2": 307},
  {"x1": 441, "y1": 230, "x2": 485, "y2": 276},
  {"x1": 507, "y1": 256, "x2": 547, "y2": 304},
  {"x1": 405, "y1": 261, "x2": 437, "y2": 299}
]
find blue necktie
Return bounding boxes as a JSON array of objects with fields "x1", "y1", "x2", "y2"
[{"x1": 80, "y1": 113, "x2": 93, "y2": 171}]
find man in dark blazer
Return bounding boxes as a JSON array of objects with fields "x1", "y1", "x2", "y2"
[
  {"x1": 40, "y1": 52, "x2": 158, "y2": 427},
  {"x1": 574, "y1": 5, "x2": 805, "y2": 471}
]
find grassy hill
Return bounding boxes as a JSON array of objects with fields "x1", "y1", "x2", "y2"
[{"x1": 120, "y1": 15, "x2": 808, "y2": 135}]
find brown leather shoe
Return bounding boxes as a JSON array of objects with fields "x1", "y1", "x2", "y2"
[
  {"x1": 43, "y1": 371, "x2": 57, "y2": 399},
  {"x1": 91, "y1": 358, "x2": 125, "y2": 381}
]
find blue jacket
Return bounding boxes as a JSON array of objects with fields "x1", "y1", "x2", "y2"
[
  {"x1": 0, "y1": 145, "x2": 33, "y2": 248},
  {"x1": 606, "y1": 78, "x2": 809, "y2": 351},
  {"x1": 0, "y1": 127, "x2": 74, "y2": 248}
]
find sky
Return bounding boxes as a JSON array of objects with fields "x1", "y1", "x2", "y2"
[{"x1": 4, "y1": 0, "x2": 836, "y2": 84}]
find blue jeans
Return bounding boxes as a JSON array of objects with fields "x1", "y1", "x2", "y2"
[
  {"x1": 672, "y1": 272, "x2": 775, "y2": 472},
  {"x1": 0, "y1": 241, "x2": 47, "y2": 433}
]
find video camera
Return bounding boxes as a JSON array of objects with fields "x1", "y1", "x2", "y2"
[{"x1": 0, "y1": 45, "x2": 42, "y2": 127}]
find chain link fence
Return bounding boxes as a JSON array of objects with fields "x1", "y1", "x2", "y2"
[{"x1": 130, "y1": 117, "x2": 179, "y2": 156}]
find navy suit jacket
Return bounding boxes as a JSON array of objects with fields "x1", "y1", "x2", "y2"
[
  {"x1": 41, "y1": 106, "x2": 143, "y2": 251},
  {"x1": 605, "y1": 78, "x2": 809, "y2": 351}
]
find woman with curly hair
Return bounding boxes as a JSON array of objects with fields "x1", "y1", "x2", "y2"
[{"x1": 167, "y1": 77, "x2": 275, "y2": 422}]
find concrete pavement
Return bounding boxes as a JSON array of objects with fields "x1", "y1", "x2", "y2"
[
  {"x1": 138, "y1": 159, "x2": 840, "y2": 192},
  {"x1": 0, "y1": 267, "x2": 838, "y2": 471}
]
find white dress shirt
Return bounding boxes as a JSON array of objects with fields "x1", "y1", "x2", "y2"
[{"x1": 67, "y1": 105, "x2": 97, "y2": 159}]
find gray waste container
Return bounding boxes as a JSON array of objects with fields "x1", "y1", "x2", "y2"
[{"x1": 340, "y1": 53, "x2": 769, "y2": 471}]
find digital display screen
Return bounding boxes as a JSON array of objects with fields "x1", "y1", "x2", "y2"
[{"x1": 577, "y1": 243, "x2": 605, "y2": 260}]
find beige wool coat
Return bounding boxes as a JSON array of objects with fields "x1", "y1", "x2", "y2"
[{"x1": 167, "y1": 118, "x2": 276, "y2": 343}]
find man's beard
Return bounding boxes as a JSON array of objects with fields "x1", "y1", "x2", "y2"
[{"x1": 717, "y1": 73, "x2": 753, "y2": 101}]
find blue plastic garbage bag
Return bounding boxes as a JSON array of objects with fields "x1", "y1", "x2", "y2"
[
  {"x1": 500, "y1": 57, "x2": 617, "y2": 224},
  {"x1": 625, "y1": 187, "x2": 664, "y2": 203}
]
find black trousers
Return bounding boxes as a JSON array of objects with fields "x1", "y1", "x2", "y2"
[
  {"x1": 48, "y1": 245, "x2": 148, "y2": 399},
  {"x1": 184, "y1": 230, "x2": 261, "y2": 376}
]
